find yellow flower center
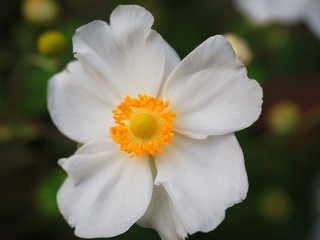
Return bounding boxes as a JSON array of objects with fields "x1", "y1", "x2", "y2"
[{"x1": 110, "y1": 94, "x2": 175, "y2": 157}]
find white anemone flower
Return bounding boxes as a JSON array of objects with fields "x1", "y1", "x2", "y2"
[
  {"x1": 234, "y1": 0, "x2": 320, "y2": 39},
  {"x1": 48, "y1": 5, "x2": 263, "y2": 240}
]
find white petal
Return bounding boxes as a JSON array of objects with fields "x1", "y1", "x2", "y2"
[
  {"x1": 72, "y1": 20, "x2": 125, "y2": 103},
  {"x1": 73, "y1": 5, "x2": 176, "y2": 99},
  {"x1": 137, "y1": 185, "x2": 187, "y2": 240},
  {"x1": 162, "y1": 40, "x2": 181, "y2": 91},
  {"x1": 48, "y1": 61, "x2": 113, "y2": 143},
  {"x1": 155, "y1": 133, "x2": 248, "y2": 234},
  {"x1": 111, "y1": 5, "x2": 181, "y2": 81},
  {"x1": 110, "y1": 5, "x2": 154, "y2": 39},
  {"x1": 57, "y1": 139, "x2": 153, "y2": 238},
  {"x1": 161, "y1": 36, "x2": 262, "y2": 139},
  {"x1": 303, "y1": 0, "x2": 320, "y2": 39},
  {"x1": 234, "y1": 0, "x2": 305, "y2": 24}
]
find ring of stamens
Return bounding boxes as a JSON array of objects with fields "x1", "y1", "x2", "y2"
[{"x1": 110, "y1": 94, "x2": 175, "y2": 158}]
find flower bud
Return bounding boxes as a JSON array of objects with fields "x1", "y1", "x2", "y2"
[
  {"x1": 37, "y1": 30, "x2": 66, "y2": 56},
  {"x1": 224, "y1": 33, "x2": 253, "y2": 65},
  {"x1": 259, "y1": 189, "x2": 292, "y2": 221},
  {"x1": 22, "y1": 0, "x2": 59, "y2": 25},
  {"x1": 267, "y1": 101, "x2": 301, "y2": 135}
]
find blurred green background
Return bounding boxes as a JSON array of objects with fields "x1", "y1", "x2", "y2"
[{"x1": 1, "y1": 0, "x2": 320, "y2": 239}]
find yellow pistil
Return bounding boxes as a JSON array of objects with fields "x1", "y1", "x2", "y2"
[
  {"x1": 130, "y1": 113, "x2": 157, "y2": 138},
  {"x1": 110, "y1": 94, "x2": 175, "y2": 157}
]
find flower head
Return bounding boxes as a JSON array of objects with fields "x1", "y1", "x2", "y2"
[
  {"x1": 110, "y1": 94, "x2": 175, "y2": 157},
  {"x1": 48, "y1": 5, "x2": 263, "y2": 240},
  {"x1": 234, "y1": 0, "x2": 320, "y2": 39}
]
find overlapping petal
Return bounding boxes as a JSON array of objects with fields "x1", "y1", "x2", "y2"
[
  {"x1": 48, "y1": 61, "x2": 114, "y2": 143},
  {"x1": 137, "y1": 185, "x2": 187, "y2": 240},
  {"x1": 57, "y1": 139, "x2": 153, "y2": 238},
  {"x1": 155, "y1": 133, "x2": 248, "y2": 234},
  {"x1": 161, "y1": 35, "x2": 262, "y2": 139},
  {"x1": 73, "y1": 5, "x2": 179, "y2": 100}
]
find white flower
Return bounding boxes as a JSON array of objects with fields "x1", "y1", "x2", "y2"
[
  {"x1": 234, "y1": 0, "x2": 320, "y2": 39},
  {"x1": 48, "y1": 5, "x2": 263, "y2": 240}
]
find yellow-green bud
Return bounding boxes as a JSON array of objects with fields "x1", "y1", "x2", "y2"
[
  {"x1": 224, "y1": 33, "x2": 253, "y2": 65},
  {"x1": 22, "y1": 0, "x2": 59, "y2": 25},
  {"x1": 259, "y1": 189, "x2": 292, "y2": 221},
  {"x1": 37, "y1": 30, "x2": 66, "y2": 56},
  {"x1": 267, "y1": 101, "x2": 301, "y2": 135}
]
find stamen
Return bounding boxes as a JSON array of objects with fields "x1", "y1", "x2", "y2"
[{"x1": 110, "y1": 94, "x2": 175, "y2": 157}]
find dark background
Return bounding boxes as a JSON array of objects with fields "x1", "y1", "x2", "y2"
[{"x1": 1, "y1": 0, "x2": 320, "y2": 239}]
